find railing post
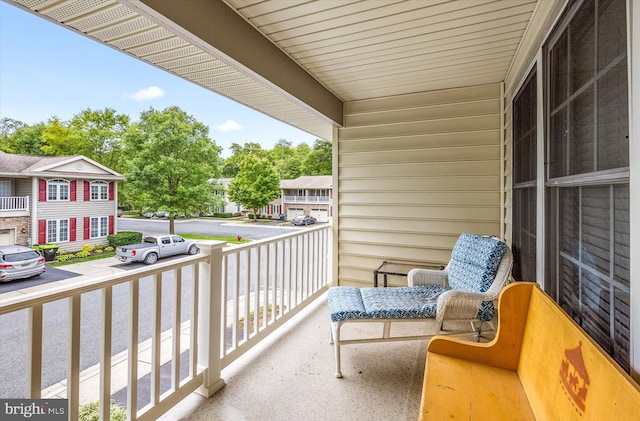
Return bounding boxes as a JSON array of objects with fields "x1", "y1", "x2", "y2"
[{"x1": 196, "y1": 241, "x2": 226, "y2": 397}]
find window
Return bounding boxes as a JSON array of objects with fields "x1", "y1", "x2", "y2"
[
  {"x1": 90, "y1": 181, "x2": 109, "y2": 201},
  {"x1": 90, "y1": 217, "x2": 108, "y2": 238},
  {"x1": 47, "y1": 219, "x2": 69, "y2": 242},
  {"x1": 512, "y1": 68, "x2": 537, "y2": 282},
  {"x1": 545, "y1": 0, "x2": 629, "y2": 371},
  {"x1": 47, "y1": 180, "x2": 69, "y2": 201},
  {"x1": 0, "y1": 180, "x2": 10, "y2": 197}
]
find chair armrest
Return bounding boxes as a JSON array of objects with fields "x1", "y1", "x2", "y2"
[
  {"x1": 435, "y1": 289, "x2": 491, "y2": 327},
  {"x1": 407, "y1": 268, "x2": 448, "y2": 287}
]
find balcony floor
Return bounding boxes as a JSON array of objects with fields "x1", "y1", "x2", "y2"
[{"x1": 161, "y1": 292, "x2": 496, "y2": 421}]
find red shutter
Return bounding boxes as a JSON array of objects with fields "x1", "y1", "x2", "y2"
[
  {"x1": 108, "y1": 215, "x2": 115, "y2": 235},
  {"x1": 70, "y1": 181, "x2": 77, "y2": 201},
  {"x1": 38, "y1": 220, "x2": 46, "y2": 244},
  {"x1": 84, "y1": 181, "x2": 90, "y2": 201},
  {"x1": 84, "y1": 217, "x2": 90, "y2": 240},
  {"x1": 39, "y1": 179, "x2": 47, "y2": 202},
  {"x1": 70, "y1": 218, "x2": 77, "y2": 242},
  {"x1": 109, "y1": 182, "x2": 115, "y2": 201}
]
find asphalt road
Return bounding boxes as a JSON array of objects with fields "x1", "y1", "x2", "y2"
[
  {"x1": 0, "y1": 218, "x2": 304, "y2": 399},
  {"x1": 117, "y1": 216, "x2": 301, "y2": 240}
]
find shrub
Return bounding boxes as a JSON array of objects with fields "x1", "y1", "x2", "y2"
[
  {"x1": 104, "y1": 246, "x2": 115, "y2": 252},
  {"x1": 56, "y1": 254, "x2": 75, "y2": 262},
  {"x1": 108, "y1": 231, "x2": 143, "y2": 248},
  {"x1": 78, "y1": 400, "x2": 127, "y2": 421},
  {"x1": 81, "y1": 244, "x2": 95, "y2": 253},
  {"x1": 212, "y1": 212, "x2": 233, "y2": 218},
  {"x1": 75, "y1": 251, "x2": 91, "y2": 258},
  {"x1": 94, "y1": 248, "x2": 103, "y2": 254}
]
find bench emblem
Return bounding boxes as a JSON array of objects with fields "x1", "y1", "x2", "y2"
[{"x1": 559, "y1": 341, "x2": 590, "y2": 414}]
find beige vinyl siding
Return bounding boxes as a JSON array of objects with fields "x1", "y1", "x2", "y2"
[
  {"x1": 14, "y1": 179, "x2": 31, "y2": 197},
  {"x1": 337, "y1": 84, "x2": 503, "y2": 287}
]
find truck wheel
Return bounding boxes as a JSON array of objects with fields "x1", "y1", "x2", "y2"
[
  {"x1": 188, "y1": 245, "x2": 199, "y2": 255},
  {"x1": 144, "y1": 253, "x2": 158, "y2": 265}
]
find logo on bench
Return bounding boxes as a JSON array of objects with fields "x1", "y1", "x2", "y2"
[{"x1": 559, "y1": 341, "x2": 590, "y2": 414}]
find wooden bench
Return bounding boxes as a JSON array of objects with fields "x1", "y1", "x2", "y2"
[{"x1": 419, "y1": 281, "x2": 640, "y2": 420}]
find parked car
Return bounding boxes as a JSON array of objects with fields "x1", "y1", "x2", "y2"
[
  {"x1": 292, "y1": 215, "x2": 317, "y2": 226},
  {"x1": 0, "y1": 245, "x2": 46, "y2": 282},
  {"x1": 144, "y1": 210, "x2": 169, "y2": 219},
  {"x1": 116, "y1": 235, "x2": 199, "y2": 265}
]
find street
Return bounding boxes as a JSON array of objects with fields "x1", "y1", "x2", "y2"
[{"x1": 0, "y1": 218, "x2": 306, "y2": 399}]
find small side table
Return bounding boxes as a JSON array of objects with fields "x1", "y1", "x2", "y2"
[{"x1": 373, "y1": 261, "x2": 445, "y2": 287}]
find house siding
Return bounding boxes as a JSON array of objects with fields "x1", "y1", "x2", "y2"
[
  {"x1": 35, "y1": 178, "x2": 118, "y2": 252},
  {"x1": 337, "y1": 84, "x2": 503, "y2": 287}
]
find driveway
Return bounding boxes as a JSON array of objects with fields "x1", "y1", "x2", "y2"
[{"x1": 0, "y1": 266, "x2": 80, "y2": 294}]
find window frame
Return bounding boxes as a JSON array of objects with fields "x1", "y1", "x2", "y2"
[
  {"x1": 47, "y1": 179, "x2": 70, "y2": 201},
  {"x1": 90, "y1": 181, "x2": 109, "y2": 201},
  {"x1": 90, "y1": 216, "x2": 109, "y2": 239},
  {"x1": 47, "y1": 219, "x2": 69, "y2": 243}
]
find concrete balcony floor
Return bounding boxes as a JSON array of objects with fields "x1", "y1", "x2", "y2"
[{"x1": 161, "y1": 292, "x2": 496, "y2": 421}]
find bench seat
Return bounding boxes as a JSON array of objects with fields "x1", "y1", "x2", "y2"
[
  {"x1": 420, "y1": 282, "x2": 640, "y2": 420},
  {"x1": 424, "y1": 353, "x2": 535, "y2": 420}
]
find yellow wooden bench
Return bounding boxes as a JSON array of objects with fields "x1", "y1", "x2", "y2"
[{"x1": 419, "y1": 281, "x2": 640, "y2": 420}]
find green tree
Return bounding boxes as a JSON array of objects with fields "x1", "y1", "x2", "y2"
[
  {"x1": 269, "y1": 139, "x2": 303, "y2": 179},
  {"x1": 41, "y1": 108, "x2": 129, "y2": 172},
  {"x1": 124, "y1": 106, "x2": 223, "y2": 233},
  {"x1": 301, "y1": 139, "x2": 332, "y2": 175},
  {"x1": 0, "y1": 118, "x2": 47, "y2": 155},
  {"x1": 227, "y1": 155, "x2": 280, "y2": 221},
  {"x1": 222, "y1": 142, "x2": 267, "y2": 178}
]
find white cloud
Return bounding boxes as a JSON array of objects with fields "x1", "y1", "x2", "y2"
[
  {"x1": 217, "y1": 119, "x2": 242, "y2": 132},
  {"x1": 125, "y1": 86, "x2": 165, "y2": 100}
]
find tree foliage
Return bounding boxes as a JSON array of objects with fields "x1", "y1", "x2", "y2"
[
  {"x1": 301, "y1": 139, "x2": 332, "y2": 175},
  {"x1": 227, "y1": 155, "x2": 280, "y2": 220},
  {"x1": 0, "y1": 118, "x2": 47, "y2": 155},
  {"x1": 42, "y1": 109, "x2": 129, "y2": 172},
  {"x1": 123, "y1": 106, "x2": 223, "y2": 233}
]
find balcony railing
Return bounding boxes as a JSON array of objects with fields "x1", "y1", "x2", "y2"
[
  {"x1": 0, "y1": 196, "x2": 29, "y2": 211},
  {"x1": 0, "y1": 225, "x2": 330, "y2": 420},
  {"x1": 283, "y1": 195, "x2": 330, "y2": 204}
]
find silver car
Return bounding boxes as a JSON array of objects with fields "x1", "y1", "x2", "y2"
[{"x1": 0, "y1": 245, "x2": 46, "y2": 282}]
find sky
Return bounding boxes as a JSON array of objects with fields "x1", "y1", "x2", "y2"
[{"x1": 0, "y1": 2, "x2": 319, "y2": 158}]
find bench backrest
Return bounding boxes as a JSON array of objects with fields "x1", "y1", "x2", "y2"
[
  {"x1": 518, "y1": 286, "x2": 640, "y2": 420},
  {"x1": 448, "y1": 233, "x2": 507, "y2": 293}
]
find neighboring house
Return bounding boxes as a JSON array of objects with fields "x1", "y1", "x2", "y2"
[
  {"x1": 217, "y1": 175, "x2": 332, "y2": 222},
  {"x1": 0, "y1": 151, "x2": 124, "y2": 252},
  {"x1": 279, "y1": 176, "x2": 332, "y2": 222},
  {"x1": 213, "y1": 178, "x2": 244, "y2": 215}
]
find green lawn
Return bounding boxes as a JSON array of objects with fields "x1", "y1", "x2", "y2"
[
  {"x1": 179, "y1": 233, "x2": 251, "y2": 244},
  {"x1": 49, "y1": 234, "x2": 248, "y2": 267}
]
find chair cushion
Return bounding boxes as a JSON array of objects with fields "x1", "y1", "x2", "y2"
[
  {"x1": 360, "y1": 285, "x2": 446, "y2": 319},
  {"x1": 328, "y1": 287, "x2": 368, "y2": 322},
  {"x1": 448, "y1": 233, "x2": 506, "y2": 293}
]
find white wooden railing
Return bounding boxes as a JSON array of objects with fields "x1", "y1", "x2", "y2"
[
  {"x1": 0, "y1": 196, "x2": 29, "y2": 211},
  {"x1": 283, "y1": 195, "x2": 330, "y2": 204},
  {"x1": 0, "y1": 225, "x2": 330, "y2": 420}
]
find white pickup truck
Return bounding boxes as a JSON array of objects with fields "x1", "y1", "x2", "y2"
[{"x1": 116, "y1": 235, "x2": 199, "y2": 264}]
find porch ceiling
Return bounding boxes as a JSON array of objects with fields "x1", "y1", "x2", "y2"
[{"x1": 8, "y1": 0, "x2": 540, "y2": 140}]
